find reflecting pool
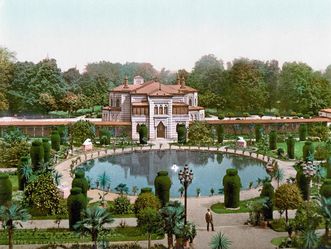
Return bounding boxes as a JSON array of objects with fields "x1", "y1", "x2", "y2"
[{"x1": 79, "y1": 150, "x2": 268, "y2": 197}]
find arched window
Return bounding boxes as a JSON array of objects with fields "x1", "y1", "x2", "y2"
[
  {"x1": 154, "y1": 106, "x2": 158, "y2": 115},
  {"x1": 189, "y1": 99, "x2": 192, "y2": 106},
  {"x1": 159, "y1": 106, "x2": 163, "y2": 115},
  {"x1": 164, "y1": 106, "x2": 168, "y2": 115},
  {"x1": 110, "y1": 99, "x2": 113, "y2": 106},
  {"x1": 116, "y1": 99, "x2": 120, "y2": 107}
]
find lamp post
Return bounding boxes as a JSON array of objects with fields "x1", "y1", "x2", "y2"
[{"x1": 178, "y1": 164, "x2": 193, "y2": 225}]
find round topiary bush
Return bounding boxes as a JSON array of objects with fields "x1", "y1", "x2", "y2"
[
  {"x1": 223, "y1": 168, "x2": 241, "y2": 208},
  {"x1": 0, "y1": 174, "x2": 12, "y2": 206},
  {"x1": 177, "y1": 124, "x2": 187, "y2": 144},
  {"x1": 42, "y1": 138, "x2": 51, "y2": 163},
  {"x1": 138, "y1": 124, "x2": 148, "y2": 144},
  {"x1": 299, "y1": 124, "x2": 308, "y2": 141},
  {"x1": 17, "y1": 156, "x2": 30, "y2": 191},
  {"x1": 154, "y1": 171, "x2": 171, "y2": 207},
  {"x1": 67, "y1": 187, "x2": 87, "y2": 230},
  {"x1": 114, "y1": 195, "x2": 132, "y2": 214},
  {"x1": 286, "y1": 136, "x2": 295, "y2": 159},
  {"x1": 320, "y1": 179, "x2": 331, "y2": 199},
  {"x1": 72, "y1": 170, "x2": 89, "y2": 197},
  {"x1": 296, "y1": 169, "x2": 310, "y2": 200},
  {"x1": 51, "y1": 131, "x2": 61, "y2": 151},
  {"x1": 269, "y1": 130, "x2": 277, "y2": 150},
  {"x1": 260, "y1": 181, "x2": 274, "y2": 220},
  {"x1": 140, "y1": 187, "x2": 152, "y2": 194},
  {"x1": 134, "y1": 192, "x2": 161, "y2": 214},
  {"x1": 303, "y1": 141, "x2": 314, "y2": 162},
  {"x1": 30, "y1": 140, "x2": 44, "y2": 171},
  {"x1": 216, "y1": 125, "x2": 224, "y2": 144}
]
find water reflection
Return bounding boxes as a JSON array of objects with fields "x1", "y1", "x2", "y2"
[{"x1": 80, "y1": 150, "x2": 268, "y2": 197}]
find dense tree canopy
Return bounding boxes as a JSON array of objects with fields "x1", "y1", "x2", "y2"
[{"x1": 1, "y1": 47, "x2": 330, "y2": 116}]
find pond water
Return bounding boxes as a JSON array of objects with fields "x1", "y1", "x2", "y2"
[{"x1": 79, "y1": 150, "x2": 268, "y2": 197}]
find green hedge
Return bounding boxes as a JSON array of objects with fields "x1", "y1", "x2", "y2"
[
  {"x1": 42, "y1": 138, "x2": 51, "y2": 163},
  {"x1": 72, "y1": 170, "x2": 89, "y2": 197},
  {"x1": 138, "y1": 124, "x2": 148, "y2": 144},
  {"x1": 302, "y1": 141, "x2": 314, "y2": 161},
  {"x1": 177, "y1": 124, "x2": 187, "y2": 144},
  {"x1": 269, "y1": 130, "x2": 277, "y2": 150},
  {"x1": 154, "y1": 171, "x2": 171, "y2": 207},
  {"x1": 67, "y1": 187, "x2": 87, "y2": 230},
  {"x1": 223, "y1": 168, "x2": 241, "y2": 208},
  {"x1": 299, "y1": 124, "x2": 307, "y2": 141},
  {"x1": 216, "y1": 125, "x2": 224, "y2": 143},
  {"x1": 296, "y1": 169, "x2": 309, "y2": 200},
  {"x1": 30, "y1": 140, "x2": 44, "y2": 171},
  {"x1": 255, "y1": 125, "x2": 262, "y2": 143},
  {"x1": 286, "y1": 136, "x2": 295, "y2": 159},
  {"x1": 0, "y1": 174, "x2": 12, "y2": 205},
  {"x1": 260, "y1": 181, "x2": 274, "y2": 220},
  {"x1": 51, "y1": 131, "x2": 61, "y2": 151}
]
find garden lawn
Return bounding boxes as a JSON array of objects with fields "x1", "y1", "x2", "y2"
[
  {"x1": 0, "y1": 227, "x2": 163, "y2": 245},
  {"x1": 275, "y1": 141, "x2": 325, "y2": 160},
  {"x1": 271, "y1": 236, "x2": 287, "y2": 246},
  {"x1": 211, "y1": 197, "x2": 261, "y2": 214}
]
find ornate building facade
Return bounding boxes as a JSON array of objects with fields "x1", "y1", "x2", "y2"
[{"x1": 102, "y1": 76, "x2": 205, "y2": 140}]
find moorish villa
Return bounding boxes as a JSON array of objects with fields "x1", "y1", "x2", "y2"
[{"x1": 102, "y1": 76, "x2": 205, "y2": 141}]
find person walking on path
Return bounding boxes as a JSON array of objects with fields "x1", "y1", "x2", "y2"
[{"x1": 205, "y1": 208, "x2": 214, "y2": 231}]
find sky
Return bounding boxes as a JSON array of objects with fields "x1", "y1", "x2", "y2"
[{"x1": 1, "y1": 0, "x2": 331, "y2": 72}]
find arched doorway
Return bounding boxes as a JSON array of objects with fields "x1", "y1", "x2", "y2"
[{"x1": 157, "y1": 122, "x2": 166, "y2": 138}]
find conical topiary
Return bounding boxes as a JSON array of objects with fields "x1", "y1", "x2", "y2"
[
  {"x1": 286, "y1": 136, "x2": 295, "y2": 159},
  {"x1": 51, "y1": 131, "x2": 61, "y2": 151},
  {"x1": 260, "y1": 181, "x2": 274, "y2": 220},
  {"x1": 138, "y1": 124, "x2": 148, "y2": 144},
  {"x1": 30, "y1": 140, "x2": 44, "y2": 171},
  {"x1": 154, "y1": 171, "x2": 171, "y2": 207},
  {"x1": 223, "y1": 168, "x2": 241, "y2": 208},
  {"x1": 177, "y1": 124, "x2": 187, "y2": 144},
  {"x1": 0, "y1": 174, "x2": 12, "y2": 206},
  {"x1": 303, "y1": 141, "x2": 314, "y2": 162},
  {"x1": 17, "y1": 156, "x2": 31, "y2": 190},
  {"x1": 42, "y1": 138, "x2": 51, "y2": 163},
  {"x1": 67, "y1": 187, "x2": 87, "y2": 230}
]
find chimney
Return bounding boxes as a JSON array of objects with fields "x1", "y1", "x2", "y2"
[
  {"x1": 180, "y1": 76, "x2": 186, "y2": 89},
  {"x1": 123, "y1": 76, "x2": 129, "y2": 88}
]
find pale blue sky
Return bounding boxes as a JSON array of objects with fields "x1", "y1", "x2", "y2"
[{"x1": 1, "y1": 0, "x2": 331, "y2": 72}]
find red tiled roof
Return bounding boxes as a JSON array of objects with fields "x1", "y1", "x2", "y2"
[{"x1": 112, "y1": 80, "x2": 197, "y2": 95}]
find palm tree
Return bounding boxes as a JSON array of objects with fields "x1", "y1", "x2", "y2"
[
  {"x1": 132, "y1": 186, "x2": 139, "y2": 196},
  {"x1": 160, "y1": 201, "x2": 185, "y2": 249},
  {"x1": 115, "y1": 183, "x2": 129, "y2": 195},
  {"x1": 273, "y1": 167, "x2": 284, "y2": 188},
  {"x1": 97, "y1": 172, "x2": 111, "y2": 204},
  {"x1": 316, "y1": 196, "x2": 331, "y2": 237},
  {"x1": 0, "y1": 204, "x2": 31, "y2": 249},
  {"x1": 73, "y1": 206, "x2": 114, "y2": 249},
  {"x1": 301, "y1": 229, "x2": 319, "y2": 249},
  {"x1": 209, "y1": 231, "x2": 232, "y2": 249}
]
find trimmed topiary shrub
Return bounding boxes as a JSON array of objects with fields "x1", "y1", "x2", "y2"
[
  {"x1": 30, "y1": 140, "x2": 44, "y2": 171},
  {"x1": 299, "y1": 124, "x2": 307, "y2": 141},
  {"x1": 269, "y1": 130, "x2": 277, "y2": 150},
  {"x1": 51, "y1": 131, "x2": 61, "y2": 151},
  {"x1": 134, "y1": 192, "x2": 161, "y2": 214},
  {"x1": 67, "y1": 187, "x2": 87, "y2": 230},
  {"x1": 114, "y1": 195, "x2": 132, "y2": 214},
  {"x1": 0, "y1": 174, "x2": 12, "y2": 206},
  {"x1": 154, "y1": 171, "x2": 171, "y2": 207},
  {"x1": 260, "y1": 181, "x2": 274, "y2": 220},
  {"x1": 286, "y1": 136, "x2": 295, "y2": 159},
  {"x1": 17, "y1": 156, "x2": 31, "y2": 191},
  {"x1": 303, "y1": 141, "x2": 314, "y2": 162},
  {"x1": 255, "y1": 125, "x2": 262, "y2": 143},
  {"x1": 296, "y1": 169, "x2": 309, "y2": 200},
  {"x1": 138, "y1": 124, "x2": 148, "y2": 144},
  {"x1": 72, "y1": 170, "x2": 89, "y2": 197},
  {"x1": 320, "y1": 157, "x2": 331, "y2": 199},
  {"x1": 177, "y1": 124, "x2": 187, "y2": 144},
  {"x1": 42, "y1": 138, "x2": 51, "y2": 163},
  {"x1": 99, "y1": 128, "x2": 111, "y2": 145},
  {"x1": 216, "y1": 125, "x2": 224, "y2": 144},
  {"x1": 223, "y1": 168, "x2": 241, "y2": 208},
  {"x1": 140, "y1": 187, "x2": 152, "y2": 194}
]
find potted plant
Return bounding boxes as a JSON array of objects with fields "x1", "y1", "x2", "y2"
[{"x1": 175, "y1": 222, "x2": 196, "y2": 248}]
